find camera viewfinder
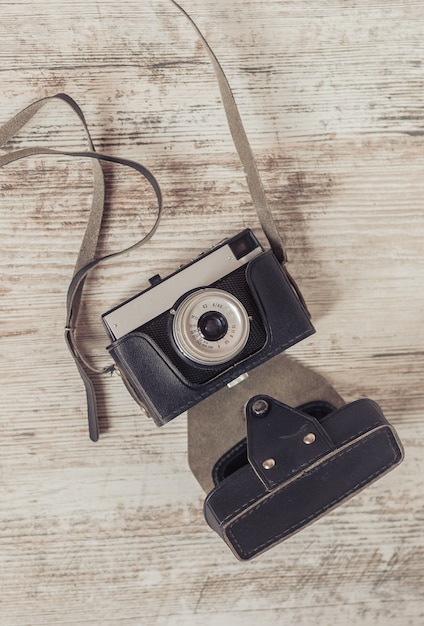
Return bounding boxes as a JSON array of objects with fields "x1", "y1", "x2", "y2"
[{"x1": 229, "y1": 231, "x2": 258, "y2": 260}]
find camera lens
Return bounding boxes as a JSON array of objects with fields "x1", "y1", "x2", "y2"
[
  {"x1": 172, "y1": 288, "x2": 250, "y2": 366},
  {"x1": 198, "y1": 311, "x2": 228, "y2": 342}
]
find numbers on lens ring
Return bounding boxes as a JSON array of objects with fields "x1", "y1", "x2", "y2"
[{"x1": 200, "y1": 302, "x2": 223, "y2": 310}]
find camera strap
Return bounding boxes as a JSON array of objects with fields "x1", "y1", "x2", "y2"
[
  {"x1": 169, "y1": 1, "x2": 286, "y2": 264},
  {"x1": 0, "y1": 1, "x2": 337, "y2": 440},
  {"x1": 0, "y1": 93, "x2": 163, "y2": 441}
]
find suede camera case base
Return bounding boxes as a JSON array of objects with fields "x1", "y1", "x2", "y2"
[
  {"x1": 107, "y1": 250, "x2": 314, "y2": 426},
  {"x1": 204, "y1": 397, "x2": 404, "y2": 560}
]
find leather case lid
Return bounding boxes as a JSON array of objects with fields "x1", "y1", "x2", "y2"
[
  {"x1": 222, "y1": 426, "x2": 402, "y2": 560},
  {"x1": 204, "y1": 398, "x2": 404, "y2": 560}
]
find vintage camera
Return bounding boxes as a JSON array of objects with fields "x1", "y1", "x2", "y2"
[{"x1": 102, "y1": 229, "x2": 315, "y2": 426}]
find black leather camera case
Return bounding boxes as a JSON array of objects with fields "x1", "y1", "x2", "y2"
[
  {"x1": 204, "y1": 396, "x2": 404, "y2": 560},
  {"x1": 107, "y1": 250, "x2": 314, "y2": 426}
]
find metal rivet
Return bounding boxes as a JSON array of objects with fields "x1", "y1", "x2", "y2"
[
  {"x1": 252, "y1": 398, "x2": 269, "y2": 416},
  {"x1": 303, "y1": 432, "x2": 316, "y2": 445},
  {"x1": 262, "y1": 458, "x2": 276, "y2": 470}
]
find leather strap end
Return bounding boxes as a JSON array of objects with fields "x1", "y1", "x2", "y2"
[{"x1": 64, "y1": 328, "x2": 99, "y2": 442}]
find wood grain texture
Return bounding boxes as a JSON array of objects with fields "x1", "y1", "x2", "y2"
[{"x1": 0, "y1": 1, "x2": 423, "y2": 624}]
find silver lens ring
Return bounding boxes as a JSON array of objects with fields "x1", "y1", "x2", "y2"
[{"x1": 172, "y1": 288, "x2": 250, "y2": 366}]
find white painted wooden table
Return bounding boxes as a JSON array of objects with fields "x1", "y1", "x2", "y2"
[{"x1": 0, "y1": 1, "x2": 423, "y2": 624}]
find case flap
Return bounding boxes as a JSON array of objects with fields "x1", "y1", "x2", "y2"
[{"x1": 204, "y1": 420, "x2": 403, "y2": 560}]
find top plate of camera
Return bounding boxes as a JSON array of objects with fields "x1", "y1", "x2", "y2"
[{"x1": 102, "y1": 230, "x2": 262, "y2": 341}]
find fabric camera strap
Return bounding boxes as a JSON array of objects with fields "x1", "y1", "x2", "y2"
[{"x1": 0, "y1": 2, "x2": 339, "y2": 442}]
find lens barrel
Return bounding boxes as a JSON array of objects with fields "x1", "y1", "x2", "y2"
[
  {"x1": 172, "y1": 288, "x2": 250, "y2": 366},
  {"x1": 198, "y1": 311, "x2": 229, "y2": 342}
]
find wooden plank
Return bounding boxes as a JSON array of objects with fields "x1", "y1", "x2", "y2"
[{"x1": 0, "y1": 1, "x2": 423, "y2": 624}]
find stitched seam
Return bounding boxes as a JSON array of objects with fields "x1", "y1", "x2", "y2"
[
  {"x1": 225, "y1": 428, "x2": 399, "y2": 559},
  {"x1": 334, "y1": 420, "x2": 385, "y2": 448},
  {"x1": 206, "y1": 470, "x2": 263, "y2": 525}
]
